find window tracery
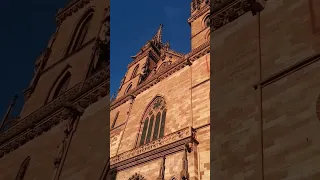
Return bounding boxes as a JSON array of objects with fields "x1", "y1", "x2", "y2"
[
  {"x1": 131, "y1": 64, "x2": 139, "y2": 79},
  {"x1": 66, "y1": 9, "x2": 94, "y2": 55},
  {"x1": 139, "y1": 96, "x2": 167, "y2": 146}
]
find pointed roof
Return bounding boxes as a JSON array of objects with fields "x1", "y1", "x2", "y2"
[{"x1": 151, "y1": 24, "x2": 163, "y2": 44}]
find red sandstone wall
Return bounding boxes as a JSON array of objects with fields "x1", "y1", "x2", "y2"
[
  {"x1": 0, "y1": 96, "x2": 109, "y2": 180},
  {"x1": 211, "y1": 0, "x2": 320, "y2": 179}
]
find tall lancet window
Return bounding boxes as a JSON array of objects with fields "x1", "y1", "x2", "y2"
[
  {"x1": 15, "y1": 156, "x2": 31, "y2": 180},
  {"x1": 66, "y1": 9, "x2": 94, "y2": 55},
  {"x1": 131, "y1": 64, "x2": 139, "y2": 79},
  {"x1": 139, "y1": 96, "x2": 167, "y2": 146},
  {"x1": 53, "y1": 72, "x2": 71, "y2": 99}
]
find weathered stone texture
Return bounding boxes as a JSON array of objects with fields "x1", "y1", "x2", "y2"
[
  {"x1": 310, "y1": 0, "x2": 320, "y2": 33},
  {"x1": 0, "y1": 96, "x2": 109, "y2": 180},
  {"x1": 211, "y1": 0, "x2": 320, "y2": 179},
  {"x1": 261, "y1": 0, "x2": 320, "y2": 79},
  {"x1": 110, "y1": 101, "x2": 131, "y2": 128},
  {"x1": 191, "y1": 13, "x2": 210, "y2": 49},
  {"x1": 0, "y1": 0, "x2": 109, "y2": 179},
  {"x1": 116, "y1": 158, "x2": 162, "y2": 179},
  {"x1": 196, "y1": 126, "x2": 210, "y2": 180},
  {"x1": 0, "y1": 121, "x2": 66, "y2": 180},
  {"x1": 263, "y1": 61, "x2": 320, "y2": 179},
  {"x1": 116, "y1": 67, "x2": 192, "y2": 154},
  {"x1": 211, "y1": 10, "x2": 266, "y2": 180},
  {"x1": 60, "y1": 96, "x2": 109, "y2": 180}
]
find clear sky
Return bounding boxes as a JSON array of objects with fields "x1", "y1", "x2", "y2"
[
  {"x1": 110, "y1": 0, "x2": 191, "y2": 97},
  {"x1": 0, "y1": 0, "x2": 66, "y2": 119}
]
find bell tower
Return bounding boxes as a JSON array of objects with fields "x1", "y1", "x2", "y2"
[
  {"x1": 116, "y1": 24, "x2": 184, "y2": 99},
  {"x1": 188, "y1": 0, "x2": 210, "y2": 49}
]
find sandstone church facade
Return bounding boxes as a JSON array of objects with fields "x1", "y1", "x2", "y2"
[
  {"x1": 0, "y1": 0, "x2": 110, "y2": 179},
  {"x1": 109, "y1": 1, "x2": 210, "y2": 179},
  {"x1": 210, "y1": 0, "x2": 320, "y2": 179}
]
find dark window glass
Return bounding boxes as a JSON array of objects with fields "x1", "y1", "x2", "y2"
[
  {"x1": 131, "y1": 65, "x2": 139, "y2": 79},
  {"x1": 125, "y1": 84, "x2": 132, "y2": 94},
  {"x1": 111, "y1": 111, "x2": 119, "y2": 128},
  {"x1": 145, "y1": 115, "x2": 154, "y2": 144},
  {"x1": 159, "y1": 110, "x2": 166, "y2": 138},
  {"x1": 53, "y1": 72, "x2": 71, "y2": 99},
  {"x1": 153, "y1": 112, "x2": 161, "y2": 141},
  {"x1": 139, "y1": 118, "x2": 149, "y2": 146}
]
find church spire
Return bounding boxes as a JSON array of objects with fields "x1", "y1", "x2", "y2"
[{"x1": 152, "y1": 24, "x2": 163, "y2": 44}]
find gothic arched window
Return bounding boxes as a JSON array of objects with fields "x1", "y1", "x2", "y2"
[
  {"x1": 203, "y1": 15, "x2": 210, "y2": 28},
  {"x1": 125, "y1": 83, "x2": 132, "y2": 94},
  {"x1": 131, "y1": 64, "x2": 139, "y2": 79},
  {"x1": 53, "y1": 72, "x2": 71, "y2": 99},
  {"x1": 111, "y1": 111, "x2": 119, "y2": 128},
  {"x1": 15, "y1": 156, "x2": 31, "y2": 180},
  {"x1": 139, "y1": 96, "x2": 167, "y2": 146},
  {"x1": 66, "y1": 9, "x2": 94, "y2": 55}
]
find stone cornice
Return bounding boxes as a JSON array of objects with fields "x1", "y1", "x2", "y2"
[
  {"x1": 55, "y1": 0, "x2": 93, "y2": 26},
  {"x1": 110, "y1": 41, "x2": 210, "y2": 111},
  {"x1": 165, "y1": 49, "x2": 185, "y2": 58},
  {"x1": 110, "y1": 127, "x2": 197, "y2": 171},
  {"x1": 0, "y1": 67, "x2": 109, "y2": 158},
  {"x1": 186, "y1": 41, "x2": 210, "y2": 61},
  {"x1": 210, "y1": 0, "x2": 251, "y2": 32},
  {"x1": 211, "y1": 0, "x2": 235, "y2": 12},
  {"x1": 188, "y1": 4, "x2": 210, "y2": 24}
]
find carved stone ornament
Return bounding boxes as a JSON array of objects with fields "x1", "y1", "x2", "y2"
[
  {"x1": 110, "y1": 127, "x2": 195, "y2": 165},
  {"x1": 56, "y1": 0, "x2": 93, "y2": 26},
  {"x1": 128, "y1": 173, "x2": 145, "y2": 180},
  {"x1": 211, "y1": 0, "x2": 250, "y2": 32}
]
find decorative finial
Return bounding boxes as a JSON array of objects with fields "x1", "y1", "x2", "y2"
[{"x1": 152, "y1": 24, "x2": 163, "y2": 44}]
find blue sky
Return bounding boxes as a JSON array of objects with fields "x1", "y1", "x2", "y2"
[
  {"x1": 0, "y1": 0, "x2": 66, "y2": 119},
  {"x1": 110, "y1": 0, "x2": 191, "y2": 97}
]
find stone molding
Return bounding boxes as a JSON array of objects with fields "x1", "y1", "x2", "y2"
[
  {"x1": 110, "y1": 41, "x2": 210, "y2": 110},
  {"x1": 0, "y1": 66, "x2": 109, "y2": 158},
  {"x1": 317, "y1": 94, "x2": 320, "y2": 121},
  {"x1": 110, "y1": 127, "x2": 197, "y2": 171},
  {"x1": 253, "y1": 54, "x2": 320, "y2": 89},
  {"x1": 210, "y1": 0, "x2": 251, "y2": 32},
  {"x1": 55, "y1": 0, "x2": 93, "y2": 26},
  {"x1": 188, "y1": 3, "x2": 210, "y2": 24}
]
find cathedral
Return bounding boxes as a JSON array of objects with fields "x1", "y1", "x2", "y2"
[
  {"x1": 210, "y1": 0, "x2": 320, "y2": 179},
  {"x1": 109, "y1": 0, "x2": 210, "y2": 179},
  {"x1": 0, "y1": 0, "x2": 110, "y2": 179}
]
